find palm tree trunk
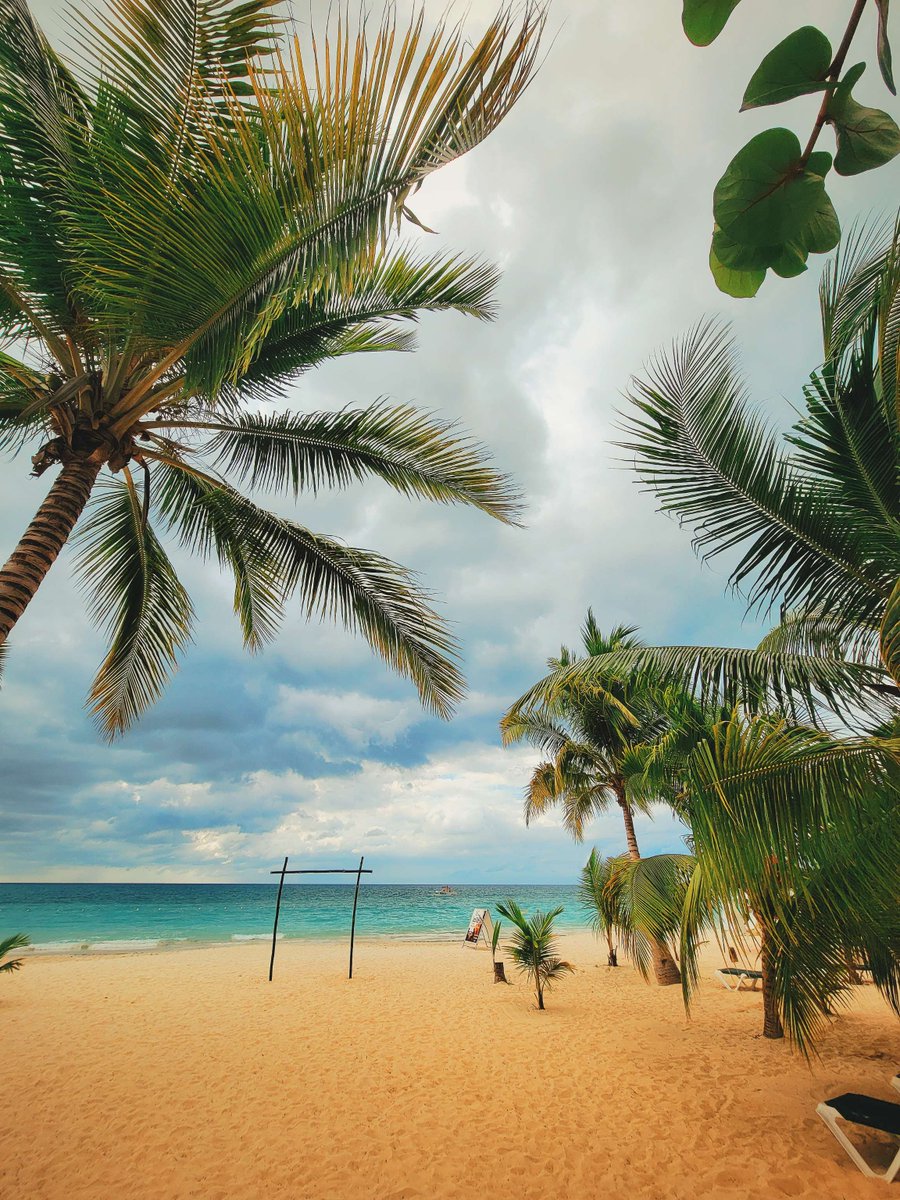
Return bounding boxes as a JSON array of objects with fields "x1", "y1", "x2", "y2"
[
  {"x1": 617, "y1": 789, "x2": 642, "y2": 860},
  {"x1": 535, "y1": 964, "x2": 544, "y2": 1010},
  {"x1": 0, "y1": 457, "x2": 102, "y2": 643},
  {"x1": 615, "y1": 783, "x2": 681, "y2": 987},
  {"x1": 760, "y1": 925, "x2": 784, "y2": 1040}
]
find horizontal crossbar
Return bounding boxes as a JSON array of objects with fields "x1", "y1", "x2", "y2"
[{"x1": 269, "y1": 868, "x2": 373, "y2": 875}]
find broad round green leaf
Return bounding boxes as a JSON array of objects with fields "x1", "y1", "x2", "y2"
[
  {"x1": 829, "y1": 69, "x2": 900, "y2": 175},
  {"x1": 714, "y1": 128, "x2": 826, "y2": 247},
  {"x1": 769, "y1": 243, "x2": 808, "y2": 278},
  {"x1": 797, "y1": 190, "x2": 841, "y2": 253},
  {"x1": 741, "y1": 27, "x2": 833, "y2": 111},
  {"x1": 709, "y1": 245, "x2": 766, "y2": 297},
  {"x1": 682, "y1": 0, "x2": 742, "y2": 46},
  {"x1": 712, "y1": 225, "x2": 778, "y2": 271}
]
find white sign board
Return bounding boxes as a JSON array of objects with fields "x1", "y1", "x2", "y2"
[{"x1": 463, "y1": 907, "x2": 493, "y2": 949}]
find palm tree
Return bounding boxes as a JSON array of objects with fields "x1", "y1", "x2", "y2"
[
  {"x1": 672, "y1": 709, "x2": 900, "y2": 1051},
  {"x1": 0, "y1": 0, "x2": 545, "y2": 736},
  {"x1": 496, "y1": 899, "x2": 573, "y2": 1010},
  {"x1": 502, "y1": 613, "x2": 683, "y2": 985},
  {"x1": 578, "y1": 849, "x2": 621, "y2": 966},
  {"x1": 0, "y1": 932, "x2": 29, "y2": 974},
  {"x1": 582, "y1": 849, "x2": 695, "y2": 981}
]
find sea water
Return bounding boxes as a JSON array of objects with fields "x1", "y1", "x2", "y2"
[{"x1": 0, "y1": 882, "x2": 592, "y2": 953}]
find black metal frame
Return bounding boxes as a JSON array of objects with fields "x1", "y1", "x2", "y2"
[{"x1": 268, "y1": 855, "x2": 372, "y2": 981}]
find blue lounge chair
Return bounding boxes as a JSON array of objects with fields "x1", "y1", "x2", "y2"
[
  {"x1": 715, "y1": 967, "x2": 762, "y2": 991},
  {"x1": 817, "y1": 1082, "x2": 900, "y2": 1181}
]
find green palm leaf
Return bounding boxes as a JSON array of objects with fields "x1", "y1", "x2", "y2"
[
  {"x1": 687, "y1": 714, "x2": 898, "y2": 878},
  {"x1": 881, "y1": 575, "x2": 900, "y2": 685},
  {"x1": 512, "y1": 643, "x2": 893, "y2": 727},
  {"x1": 152, "y1": 458, "x2": 284, "y2": 650},
  {"x1": 0, "y1": 0, "x2": 88, "y2": 349},
  {"x1": 622, "y1": 321, "x2": 892, "y2": 626},
  {"x1": 153, "y1": 458, "x2": 464, "y2": 716},
  {"x1": 67, "y1": 4, "x2": 544, "y2": 392},
  {"x1": 187, "y1": 400, "x2": 521, "y2": 524},
  {"x1": 177, "y1": 248, "x2": 502, "y2": 398},
  {"x1": 73, "y1": 472, "x2": 195, "y2": 739},
  {"x1": 0, "y1": 931, "x2": 30, "y2": 973},
  {"x1": 757, "y1": 608, "x2": 881, "y2": 665}
]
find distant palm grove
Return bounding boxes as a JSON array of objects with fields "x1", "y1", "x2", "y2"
[
  {"x1": 503, "y1": 226, "x2": 900, "y2": 1051},
  {"x1": 0, "y1": 0, "x2": 543, "y2": 736}
]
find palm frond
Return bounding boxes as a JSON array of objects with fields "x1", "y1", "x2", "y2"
[
  {"x1": 152, "y1": 459, "x2": 464, "y2": 716},
  {"x1": 70, "y1": 3, "x2": 545, "y2": 392},
  {"x1": 790, "y1": 366, "x2": 899, "y2": 536},
  {"x1": 0, "y1": 351, "x2": 53, "y2": 452},
  {"x1": 184, "y1": 399, "x2": 522, "y2": 524},
  {"x1": 819, "y1": 215, "x2": 893, "y2": 364},
  {"x1": 179, "y1": 247, "x2": 501, "y2": 397},
  {"x1": 757, "y1": 608, "x2": 881, "y2": 666},
  {"x1": 0, "y1": 0, "x2": 89, "y2": 346},
  {"x1": 73, "y1": 472, "x2": 194, "y2": 739},
  {"x1": 510, "y1": 643, "x2": 892, "y2": 729},
  {"x1": 80, "y1": 0, "x2": 281, "y2": 174},
  {"x1": 500, "y1": 709, "x2": 570, "y2": 755},
  {"x1": 620, "y1": 320, "x2": 893, "y2": 626},
  {"x1": 613, "y1": 853, "x2": 693, "y2": 983},
  {"x1": 686, "y1": 711, "x2": 900, "y2": 913},
  {"x1": 152, "y1": 457, "x2": 284, "y2": 649},
  {"x1": 0, "y1": 931, "x2": 30, "y2": 973}
]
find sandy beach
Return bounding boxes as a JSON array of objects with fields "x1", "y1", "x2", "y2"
[{"x1": 1, "y1": 934, "x2": 897, "y2": 1199}]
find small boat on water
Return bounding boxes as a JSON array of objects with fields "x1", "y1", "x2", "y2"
[{"x1": 435, "y1": 885, "x2": 456, "y2": 895}]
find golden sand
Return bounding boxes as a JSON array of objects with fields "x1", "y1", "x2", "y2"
[{"x1": 2, "y1": 934, "x2": 898, "y2": 1199}]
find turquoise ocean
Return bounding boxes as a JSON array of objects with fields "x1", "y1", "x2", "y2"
[{"x1": 0, "y1": 882, "x2": 591, "y2": 953}]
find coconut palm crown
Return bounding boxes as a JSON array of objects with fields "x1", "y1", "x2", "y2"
[{"x1": 0, "y1": 0, "x2": 545, "y2": 736}]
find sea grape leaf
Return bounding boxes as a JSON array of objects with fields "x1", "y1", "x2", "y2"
[
  {"x1": 769, "y1": 244, "x2": 809, "y2": 278},
  {"x1": 741, "y1": 27, "x2": 834, "y2": 110},
  {"x1": 797, "y1": 187, "x2": 841, "y2": 253},
  {"x1": 682, "y1": 0, "x2": 742, "y2": 46},
  {"x1": 880, "y1": 574, "x2": 900, "y2": 685},
  {"x1": 709, "y1": 245, "x2": 765, "y2": 297},
  {"x1": 828, "y1": 66, "x2": 900, "y2": 175},
  {"x1": 876, "y1": 0, "x2": 896, "y2": 95},
  {"x1": 712, "y1": 225, "x2": 781, "y2": 271},
  {"x1": 709, "y1": 146, "x2": 839, "y2": 294},
  {"x1": 713, "y1": 128, "x2": 826, "y2": 247}
]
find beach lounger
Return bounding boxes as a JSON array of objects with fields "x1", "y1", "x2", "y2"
[
  {"x1": 715, "y1": 967, "x2": 762, "y2": 991},
  {"x1": 817, "y1": 1092, "x2": 900, "y2": 1181}
]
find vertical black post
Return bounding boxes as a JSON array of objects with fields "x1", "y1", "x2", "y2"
[
  {"x1": 348, "y1": 855, "x2": 364, "y2": 980},
  {"x1": 268, "y1": 856, "x2": 289, "y2": 982}
]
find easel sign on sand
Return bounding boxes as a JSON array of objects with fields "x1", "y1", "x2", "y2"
[{"x1": 463, "y1": 908, "x2": 493, "y2": 948}]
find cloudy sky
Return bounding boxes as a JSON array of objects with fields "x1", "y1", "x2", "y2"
[{"x1": 2, "y1": 0, "x2": 897, "y2": 883}]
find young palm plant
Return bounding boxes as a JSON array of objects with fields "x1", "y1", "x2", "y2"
[
  {"x1": 0, "y1": 932, "x2": 29, "y2": 974},
  {"x1": 583, "y1": 850, "x2": 694, "y2": 982},
  {"x1": 502, "y1": 613, "x2": 683, "y2": 985},
  {"x1": 0, "y1": 0, "x2": 545, "y2": 736},
  {"x1": 578, "y1": 849, "x2": 622, "y2": 966},
  {"x1": 496, "y1": 899, "x2": 573, "y2": 1010}
]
